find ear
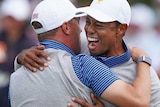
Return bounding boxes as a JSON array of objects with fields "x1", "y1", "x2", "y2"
[
  {"x1": 117, "y1": 24, "x2": 128, "y2": 37},
  {"x1": 61, "y1": 22, "x2": 71, "y2": 35}
]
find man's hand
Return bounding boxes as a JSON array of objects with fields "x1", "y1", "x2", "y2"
[
  {"x1": 67, "y1": 93, "x2": 104, "y2": 107},
  {"x1": 129, "y1": 46, "x2": 150, "y2": 61},
  {"x1": 17, "y1": 45, "x2": 51, "y2": 72}
]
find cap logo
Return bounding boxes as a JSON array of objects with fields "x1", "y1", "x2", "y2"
[
  {"x1": 32, "y1": 13, "x2": 38, "y2": 19},
  {"x1": 98, "y1": 0, "x2": 103, "y2": 3}
]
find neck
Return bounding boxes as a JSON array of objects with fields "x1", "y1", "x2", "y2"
[{"x1": 101, "y1": 41, "x2": 126, "y2": 57}]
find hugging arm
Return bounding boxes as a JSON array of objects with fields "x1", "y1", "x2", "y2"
[
  {"x1": 15, "y1": 45, "x2": 50, "y2": 72},
  {"x1": 98, "y1": 47, "x2": 151, "y2": 107},
  {"x1": 16, "y1": 46, "x2": 151, "y2": 107},
  {"x1": 68, "y1": 47, "x2": 151, "y2": 107}
]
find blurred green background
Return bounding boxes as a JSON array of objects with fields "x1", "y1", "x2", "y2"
[{"x1": 71, "y1": 0, "x2": 153, "y2": 7}]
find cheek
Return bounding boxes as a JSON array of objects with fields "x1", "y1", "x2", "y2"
[
  {"x1": 72, "y1": 24, "x2": 81, "y2": 37},
  {"x1": 74, "y1": 33, "x2": 81, "y2": 46},
  {"x1": 84, "y1": 25, "x2": 87, "y2": 30},
  {"x1": 99, "y1": 32, "x2": 114, "y2": 46}
]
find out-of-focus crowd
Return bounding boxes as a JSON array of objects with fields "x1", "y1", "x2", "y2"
[
  {"x1": 125, "y1": 0, "x2": 160, "y2": 78},
  {"x1": 0, "y1": 0, "x2": 159, "y2": 107},
  {"x1": 0, "y1": 0, "x2": 40, "y2": 106}
]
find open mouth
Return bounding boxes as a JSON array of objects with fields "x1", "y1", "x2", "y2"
[{"x1": 87, "y1": 37, "x2": 99, "y2": 50}]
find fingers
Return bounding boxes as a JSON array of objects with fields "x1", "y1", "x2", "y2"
[
  {"x1": 67, "y1": 103, "x2": 78, "y2": 107},
  {"x1": 23, "y1": 63, "x2": 37, "y2": 72},
  {"x1": 37, "y1": 45, "x2": 45, "y2": 50},
  {"x1": 25, "y1": 50, "x2": 47, "y2": 67},
  {"x1": 90, "y1": 93, "x2": 98, "y2": 103},
  {"x1": 68, "y1": 95, "x2": 104, "y2": 107},
  {"x1": 17, "y1": 45, "x2": 51, "y2": 72},
  {"x1": 71, "y1": 97, "x2": 90, "y2": 107},
  {"x1": 37, "y1": 45, "x2": 51, "y2": 61},
  {"x1": 90, "y1": 93, "x2": 104, "y2": 107},
  {"x1": 25, "y1": 46, "x2": 50, "y2": 71},
  {"x1": 128, "y1": 46, "x2": 150, "y2": 61},
  {"x1": 67, "y1": 94, "x2": 104, "y2": 107},
  {"x1": 23, "y1": 54, "x2": 44, "y2": 72},
  {"x1": 129, "y1": 46, "x2": 149, "y2": 56}
]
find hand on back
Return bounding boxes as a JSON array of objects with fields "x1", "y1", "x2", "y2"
[
  {"x1": 67, "y1": 93, "x2": 104, "y2": 107},
  {"x1": 17, "y1": 45, "x2": 51, "y2": 72},
  {"x1": 129, "y1": 46, "x2": 150, "y2": 61}
]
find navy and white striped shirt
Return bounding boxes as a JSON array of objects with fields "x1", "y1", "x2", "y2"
[{"x1": 39, "y1": 40, "x2": 119, "y2": 96}]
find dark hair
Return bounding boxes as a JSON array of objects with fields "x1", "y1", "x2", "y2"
[
  {"x1": 115, "y1": 21, "x2": 121, "y2": 26},
  {"x1": 32, "y1": 21, "x2": 43, "y2": 29}
]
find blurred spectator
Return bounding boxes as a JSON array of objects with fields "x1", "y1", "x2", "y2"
[
  {"x1": 0, "y1": 0, "x2": 37, "y2": 106},
  {"x1": 152, "y1": 0, "x2": 160, "y2": 20},
  {"x1": 152, "y1": 0, "x2": 160, "y2": 78},
  {"x1": 124, "y1": 3, "x2": 160, "y2": 79}
]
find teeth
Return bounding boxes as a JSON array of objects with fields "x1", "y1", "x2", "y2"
[{"x1": 87, "y1": 37, "x2": 98, "y2": 42}]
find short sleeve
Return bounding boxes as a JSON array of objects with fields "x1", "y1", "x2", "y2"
[{"x1": 72, "y1": 54, "x2": 119, "y2": 96}]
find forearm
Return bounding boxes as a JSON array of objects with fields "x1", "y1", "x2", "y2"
[
  {"x1": 132, "y1": 62, "x2": 151, "y2": 104},
  {"x1": 101, "y1": 47, "x2": 151, "y2": 107},
  {"x1": 100, "y1": 61, "x2": 151, "y2": 107},
  {"x1": 129, "y1": 47, "x2": 151, "y2": 104}
]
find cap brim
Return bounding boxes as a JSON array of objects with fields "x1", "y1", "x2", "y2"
[{"x1": 77, "y1": 6, "x2": 116, "y2": 23}]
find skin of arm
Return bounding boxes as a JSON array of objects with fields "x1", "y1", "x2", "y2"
[{"x1": 101, "y1": 61, "x2": 150, "y2": 107}]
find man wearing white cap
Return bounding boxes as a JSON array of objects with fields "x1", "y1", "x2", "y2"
[
  {"x1": 9, "y1": 0, "x2": 152, "y2": 107},
  {"x1": 14, "y1": 0, "x2": 160, "y2": 107},
  {"x1": 16, "y1": 0, "x2": 160, "y2": 107},
  {"x1": 68, "y1": 0, "x2": 160, "y2": 106}
]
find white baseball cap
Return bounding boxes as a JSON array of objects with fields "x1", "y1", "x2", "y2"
[
  {"x1": 78, "y1": 0, "x2": 131, "y2": 26},
  {"x1": 1, "y1": 0, "x2": 30, "y2": 21},
  {"x1": 31, "y1": 0, "x2": 86, "y2": 34}
]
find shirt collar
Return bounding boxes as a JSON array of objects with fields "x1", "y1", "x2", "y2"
[
  {"x1": 38, "y1": 39, "x2": 76, "y2": 56},
  {"x1": 38, "y1": 40, "x2": 130, "y2": 68},
  {"x1": 94, "y1": 41, "x2": 131, "y2": 68}
]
